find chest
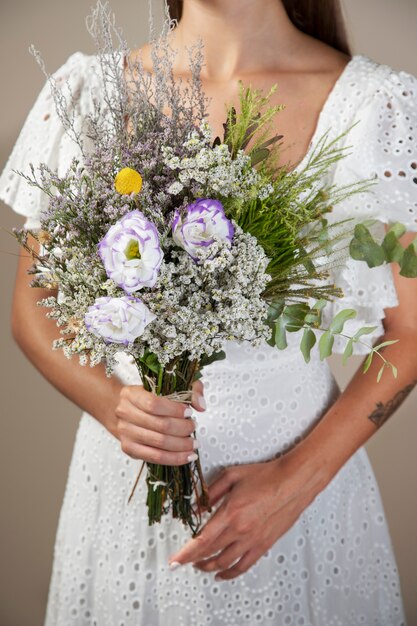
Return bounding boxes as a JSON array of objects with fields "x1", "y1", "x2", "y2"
[
  {"x1": 125, "y1": 58, "x2": 348, "y2": 173},
  {"x1": 197, "y1": 69, "x2": 343, "y2": 171}
]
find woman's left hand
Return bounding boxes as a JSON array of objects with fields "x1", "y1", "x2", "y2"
[{"x1": 168, "y1": 451, "x2": 331, "y2": 580}]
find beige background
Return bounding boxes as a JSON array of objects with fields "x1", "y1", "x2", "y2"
[{"x1": 0, "y1": 1, "x2": 416, "y2": 625}]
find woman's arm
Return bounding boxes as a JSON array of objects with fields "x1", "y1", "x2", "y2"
[
  {"x1": 168, "y1": 230, "x2": 417, "y2": 579},
  {"x1": 12, "y1": 236, "x2": 124, "y2": 438},
  {"x1": 12, "y1": 234, "x2": 204, "y2": 461}
]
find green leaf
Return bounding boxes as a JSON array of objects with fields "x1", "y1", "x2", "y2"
[
  {"x1": 342, "y1": 337, "x2": 354, "y2": 366},
  {"x1": 142, "y1": 352, "x2": 160, "y2": 374},
  {"x1": 352, "y1": 326, "x2": 378, "y2": 341},
  {"x1": 318, "y1": 330, "x2": 334, "y2": 360},
  {"x1": 305, "y1": 299, "x2": 328, "y2": 326},
  {"x1": 266, "y1": 301, "x2": 285, "y2": 323},
  {"x1": 283, "y1": 303, "x2": 310, "y2": 332},
  {"x1": 373, "y1": 339, "x2": 399, "y2": 351},
  {"x1": 199, "y1": 350, "x2": 226, "y2": 368},
  {"x1": 381, "y1": 230, "x2": 405, "y2": 264},
  {"x1": 362, "y1": 351, "x2": 374, "y2": 374},
  {"x1": 300, "y1": 328, "x2": 316, "y2": 363},
  {"x1": 257, "y1": 134, "x2": 283, "y2": 150},
  {"x1": 329, "y1": 309, "x2": 357, "y2": 334},
  {"x1": 376, "y1": 363, "x2": 386, "y2": 383},
  {"x1": 274, "y1": 317, "x2": 288, "y2": 350},
  {"x1": 250, "y1": 147, "x2": 270, "y2": 166},
  {"x1": 388, "y1": 222, "x2": 407, "y2": 238},
  {"x1": 399, "y1": 243, "x2": 417, "y2": 277},
  {"x1": 349, "y1": 224, "x2": 386, "y2": 267},
  {"x1": 390, "y1": 363, "x2": 398, "y2": 378}
]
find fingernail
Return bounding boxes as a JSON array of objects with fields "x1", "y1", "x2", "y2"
[
  {"x1": 184, "y1": 406, "x2": 193, "y2": 417},
  {"x1": 169, "y1": 561, "x2": 181, "y2": 571},
  {"x1": 193, "y1": 439, "x2": 200, "y2": 450},
  {"x1": 197, "y1": 394, "x2": 206, "y2": 410},
  {"x1": 187, "y1": 453, "x2": 198, "y2": 462}
]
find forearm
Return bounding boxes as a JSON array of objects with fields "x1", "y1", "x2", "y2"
[
  {"x1": 286, "y1": 325, "x2": 417, "y2": 489},
  {"x1": 12, "y1": 295, "x2": 123, "y2": 439}
]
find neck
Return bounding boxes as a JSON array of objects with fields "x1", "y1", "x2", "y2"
[{"x1": 169, "y1": 0, "x2": 304, "y2": 80}]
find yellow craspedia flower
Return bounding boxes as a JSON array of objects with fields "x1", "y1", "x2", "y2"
[{"x1": 114, "y1": 167, "x2": 143, "y2": 195}]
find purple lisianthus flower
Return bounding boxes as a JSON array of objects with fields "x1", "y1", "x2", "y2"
[
  {"x1": 84, "y1": 296, "x2": 156, "y2": 345},
  {"x1": 172, "y1": 198, "x2": 234, "y2": 261},
  {"x1": 98, "y1": 210, "x2": 163, "y2": 293}
]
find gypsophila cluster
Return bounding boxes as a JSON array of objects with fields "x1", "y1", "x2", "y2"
[
  {"x1": 162, "y1": 122, "x2": 273, "y2": 201},
  {"x1": 139, "y1": 224, "x2": 272, "y2": 364},
  {"x1": 34, "y1": 220, "x2": 271, "y2": 370}
]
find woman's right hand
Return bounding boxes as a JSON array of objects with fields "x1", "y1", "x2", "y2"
[{"x1": 115, "y1": 380, "x2": 206, "y2": 465}]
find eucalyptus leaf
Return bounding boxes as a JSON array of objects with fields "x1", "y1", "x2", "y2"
[
  {"x1": 388, "y1": 222, "x2": 407, "y2": 239},
  {"x1": 399, "y1": 243, "x2": 417, "y2": 277},
  {"x1": 274, "y1": 317, "x2": 288, "y2": 350},
  {"x1": 266, "y1": 301, "x2": 285, "y2": 323},
  {"x1": 362, "y1": 351, "x2": 374, "y2": 374},
  {"x1": 283, "y1": 303, "x2": 310, "y2": 332},
  {"x1": 349, "y1": 224, "x2": 386, "y2": 267},
  {"x1": 376, "y1": 364, "x2": 386, "y2": 383},
  {"x1": 318, "y1": 330, "x2": 334, "y2": 360},
  {"x1": 372, "y1": 339, "x2": 399, "y2": 351},
  {"x1": 300, "y1": 327, "x2": 316, "y2": 363},
  {"x1": 342, "y1": 337, "x2": 354, "y2": 366},
  {"x1": 352, "y1": 325, "x2": 378, "y2": 341},
  {"x1": 381, "y1": 230, "x2": 405, "y2": 264},
  {"x1": 328, "y1": 309, "x2": 356, "y2": 334}
]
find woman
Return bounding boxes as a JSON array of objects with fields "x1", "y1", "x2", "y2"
[{"x1": 1, "y1": 0, "x2": 417, "y2": 624}]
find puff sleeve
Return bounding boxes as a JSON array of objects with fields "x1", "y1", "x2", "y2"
[
  {"x1": 322, "y1": 62, "x2": 417, "y2": 354},
  {"x1": 0, "y1": 51, "x2": 97, "y2": 230}
]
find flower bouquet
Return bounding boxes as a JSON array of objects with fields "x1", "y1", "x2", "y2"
[{"x1": 12, "y1": 2, "x2": 417, "y2": 534}]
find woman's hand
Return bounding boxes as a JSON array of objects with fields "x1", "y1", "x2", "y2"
[
  {"x1": 115, "y1": 379, "x2": 206, "y2": 465},
  {"x1": 168, "y1": 449, "x2": 330, "y2": 580}
]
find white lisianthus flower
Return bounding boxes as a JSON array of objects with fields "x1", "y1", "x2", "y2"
[
  {"x1": 98, "y1": 210, "x2": 163, "y2": 293},
  {"x1": 84, "y1": 296, "x2": 156, "y2": 345},
  {"x1": 172, "y1": 198, "x2": 234, "y2": 261}
]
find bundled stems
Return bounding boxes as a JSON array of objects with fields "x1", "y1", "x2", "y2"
[{"x1": 127, "y1": 354, "x2": 211, "y2": 535}]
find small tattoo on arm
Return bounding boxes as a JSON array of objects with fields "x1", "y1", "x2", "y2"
[{"x1": 368, "y1": 380, "x2": 416, "y2": 429}]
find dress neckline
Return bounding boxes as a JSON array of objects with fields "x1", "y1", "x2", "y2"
[{"x1": 290, "y1": 54, "x2": 364, "y2": 174}]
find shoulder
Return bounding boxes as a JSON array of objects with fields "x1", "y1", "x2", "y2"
[
  {"x1": 342, "y1": 53, "x2": 417, "y2": 113},
  {"x1": 329, "y1": 54, "x2": 417, "y2": 229},
  {"x1": 44, "y1": 50, "x2": 105, "y2": 110}
]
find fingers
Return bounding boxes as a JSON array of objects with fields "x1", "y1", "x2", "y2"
[
  {"x1": 119, "y1": 420, "x2": 198, "y2": 454},
  {"x1": 169, "y1": 504, "x2": 230, "y2": 566},
  {"x1": 116, "y1": 401, "x2": 196, "y2": 437},
  {"x1": 206, "y1": 468, "x2": 235, "y2": 508},
  {"x1": 120, "y1": 439, "x2": 199, "y2": 467},
  {"x1": 193, "y1": 541, "x2": 242, "y2": 573},
  {"x1": 215, "y1": 548, "x2": 261, "y2": 581},
  {"x1": 121, "y1": 385, "x2": 192, "y2": 418},
  {"x1": 191, "y1": 379, "x2": 206, "y2": 412}
]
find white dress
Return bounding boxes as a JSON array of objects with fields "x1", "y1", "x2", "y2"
[{"x1": 1, "y1": 51, "x2": 417, "y2": 626}]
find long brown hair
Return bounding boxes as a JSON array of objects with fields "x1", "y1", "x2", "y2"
[{"x1": 165, "y1": 0, "x2": 352, "y2": 56}]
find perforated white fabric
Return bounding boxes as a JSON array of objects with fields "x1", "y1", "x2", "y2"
[{"x1": 1, "y1": 51, "x2": 414, "y2": 626}]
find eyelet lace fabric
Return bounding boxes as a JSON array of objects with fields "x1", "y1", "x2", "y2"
[{"x1": 1, "y1": 51, "x2": 415, "y2": 625}]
